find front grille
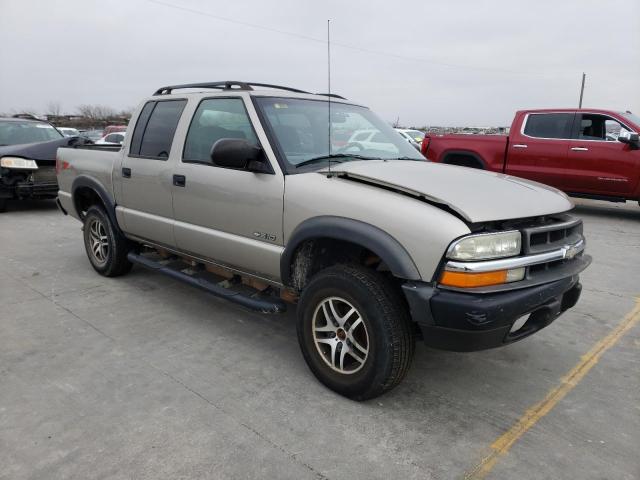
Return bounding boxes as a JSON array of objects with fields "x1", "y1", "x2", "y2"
[
  {"x1": 520, "y1": 214, "x2": 585, "y2": 283},
  {"x1": 521, "y1": 214, "x2": 583, "y2": 255}
]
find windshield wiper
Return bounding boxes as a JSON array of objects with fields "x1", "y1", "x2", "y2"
[{"x1": 295, "y1": 153, "x2": 380, "y2": 169}]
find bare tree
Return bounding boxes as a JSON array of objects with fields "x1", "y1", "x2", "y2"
[
  {"x1": 76, "y1": 104, "x2": 116, "y2": 121},
  {"x1": 118, "y1": 106, "x2": 135, "y2": 118},
  {"x1": 76, "y1": 104, "x2": 96, "y2": 119},
  {"x1": 46, "y1": 101, "x2": 62, "y2": 117}
]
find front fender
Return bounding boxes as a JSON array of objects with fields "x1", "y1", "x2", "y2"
[{"x1": 281, "y1": 215, "x2": 421, "y2": 285}]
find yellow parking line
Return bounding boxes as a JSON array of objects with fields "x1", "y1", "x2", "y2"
[{"x1": 465, "y1": 297, "x2": 640, "y2": 480}]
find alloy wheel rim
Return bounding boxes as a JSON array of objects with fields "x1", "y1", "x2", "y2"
[
  {"x1": 312, "y1": 296, "x2": 369, "y2": 374},
  {"x1": 88, "y1": 218, "x2": 109, "y2": 265}
]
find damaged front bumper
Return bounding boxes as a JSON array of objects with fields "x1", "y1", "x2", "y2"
[
  {"x1": 0, "y1": 166, "x2": 58, "y2": 200},
  {"x1": 402, "y1": 253, "x2": 591, "y2": 352}
]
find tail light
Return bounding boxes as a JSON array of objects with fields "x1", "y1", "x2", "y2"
[
  {"x1": 55, "y1": 156, "x2": 69, "y2": 174},
  {"x1": 421, "y1": 135, "x2": 431, "y2": 157}
]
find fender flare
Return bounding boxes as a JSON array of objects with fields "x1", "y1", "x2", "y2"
[
  {"x1": 280, "y1": 216, "x2": 421, "y2": 285},
  {"x1": 71, "y1": 175, "x2": 123, "y2": 234},
  {"x1": 441, "y1": 149, "x2": 487, "y2": 169}
]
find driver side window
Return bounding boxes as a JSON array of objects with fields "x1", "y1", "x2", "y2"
[
  {"x1": 183, "y1": 98, "x2": 258, "y2": 164},
  {"x1": 605, "y1": 119, "x2": 629, "y2": 141},
  {"x1": 578, "y1": 114, "x2": 627, "y2": 141}
]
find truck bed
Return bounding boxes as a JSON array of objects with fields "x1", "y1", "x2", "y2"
[{"x1": 56, "y1": 145, "x2": 123, "y2": 213}]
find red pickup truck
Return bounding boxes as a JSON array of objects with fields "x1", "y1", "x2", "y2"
[{"x1": 422, "y1": 109, "x2": 640, "y2": 204}]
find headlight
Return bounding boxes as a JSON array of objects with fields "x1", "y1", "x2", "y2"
[
  {"x1": 0, "y1": 157, "x2": 39, "y2": 170},
  {"x1": 447, "y1": 231, "x2": 521, "y2": 261}
]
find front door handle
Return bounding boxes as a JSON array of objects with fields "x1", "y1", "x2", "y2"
[
  {"x1": 173, "y1": 174, "x2": 186, "y2": 187},
  {"x1": 571, "y1": 147, "x2": 589, "y2": 152},
  {"x1": 122, "y1": 167, "x2": 131, "y2": 178},
  {"x1": 513, "y1": 144, "x2": 528, "y2": 149}
]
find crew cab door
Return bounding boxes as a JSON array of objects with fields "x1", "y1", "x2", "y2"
[
  {"x1": 171, "y1": 96, "x2": 285, "y2": 282},
  {"x1": 117, "y1": 99, "x2": 187, "y2": 246},
  {"x1": 505, "y1": 112, "x2": 575, "y2": 190},
  {"x1": 565, "y1": 113, "x2": 640, "y2": 196}
]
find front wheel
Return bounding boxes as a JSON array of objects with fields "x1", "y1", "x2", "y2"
[
  {"x1": 297, "y1": 264, "x2": 414, "y2": 400},
  {"x1": 83, "y1": 205, "x2": 132, "y2": 277}
]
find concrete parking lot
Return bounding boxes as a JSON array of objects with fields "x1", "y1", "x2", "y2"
[{"x1": 1, "y1": 198, "x2": 639, "y2": 480}]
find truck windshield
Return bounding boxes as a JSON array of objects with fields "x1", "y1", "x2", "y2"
[
  {"x1": 254, "y1": 97, "x2": 424, "y2": 170},
  {"x1": 0, "y1": 120, "x2": 63, "y2": 146}
]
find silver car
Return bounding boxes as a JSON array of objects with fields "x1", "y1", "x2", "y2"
[{"x1": 56, "y1": 81, "x2": 591, "y2": 399}]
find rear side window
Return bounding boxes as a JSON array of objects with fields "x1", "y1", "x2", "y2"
[
  {"x1": 129, "y1": 100, "x2": 186, "y2": 158},
  {"x1": 129, "y1": 102, "x2": 155, "y2": 154},
  {"x1": 523, "y1": 113, "x2": 574, "y2": 139}
]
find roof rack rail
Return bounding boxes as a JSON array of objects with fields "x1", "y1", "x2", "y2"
[
  {"x1": 316, "y1": 93, "x2": 347, "y2": 100},
  {"x1": 153, "y1": 81, "x2": 311, "y2": 96}
]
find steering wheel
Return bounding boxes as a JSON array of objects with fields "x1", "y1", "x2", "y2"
[{"x1": 335, "y1": 142, "x2": 365, "y2": 154}]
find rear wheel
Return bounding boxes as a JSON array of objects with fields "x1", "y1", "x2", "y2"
[
  {"x1": 83, "y1": 205, "x2": 132, "y2": 277},
  {"x1": 297, "y1": 264, "x2": 414, "y2": 400},
  {"x1": 0, "y1": 199, "x2": 6, "y2": 213}
]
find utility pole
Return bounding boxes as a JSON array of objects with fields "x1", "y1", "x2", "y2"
[{"x1": 578, "y1": 72, "x2": 586, "y2": 108}]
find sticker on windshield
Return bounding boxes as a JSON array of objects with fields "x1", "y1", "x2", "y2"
[
  {"x1": 273, "y1": 103, "x2": 288, "y2": 109},
  {"x1": 35, "y1": 124, "x2": 53, "y2": 128}
]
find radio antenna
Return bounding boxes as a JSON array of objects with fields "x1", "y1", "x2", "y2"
[{"x1": 327, "y1": 19, "x2": 332, "y2": 173}]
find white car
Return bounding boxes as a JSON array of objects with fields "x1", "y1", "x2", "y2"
[
  {"x1": 96, "y1": 132, "x2": 126, "y2": 145},
  {"x1": 345, "y1": 129, "x2": 398, "y2": 154},
  {"x1": 57, "y1": 127, "x2": 80, "y2": 137},
  {"x1": 395, "y1": 128, "x2": 425, "y2": 150}
]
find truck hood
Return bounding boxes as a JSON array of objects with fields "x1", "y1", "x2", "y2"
[{"x1": 320, "y1": 160, "x2": 573, "y2": 223}]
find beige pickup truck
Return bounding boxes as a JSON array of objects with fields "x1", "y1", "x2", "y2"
[{"x1": 56, "y1": 81, "x2": 591, "y2": 399}]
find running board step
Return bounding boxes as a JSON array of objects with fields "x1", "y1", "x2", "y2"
[{"x1": 127, "y1": 252, "x2": 286, "y2": 313}]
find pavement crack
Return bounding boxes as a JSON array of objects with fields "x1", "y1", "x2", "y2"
[
  {"x1": 150, "y1": 365, "x2": 330, "y2": 480},
  {"x1": 10, "y1": 275, "x2": 329, "y2": 479},
  {"x1": 9, "y1": 274, "x2": 328, "y2": 479},
  {"x1": 14, "y1": 277, "x2": 117, "y2": 343}
]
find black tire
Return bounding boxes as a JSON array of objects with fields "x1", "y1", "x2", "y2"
[
  {"x1": 83, "y1": 205, "x2": 132, "y2": 277},
  {"x1": 0, "y1": 199, "x2": 6, "y2": 213},
  {"x1": 297, "y1": 264, "x2": 414, "y2": 400}
]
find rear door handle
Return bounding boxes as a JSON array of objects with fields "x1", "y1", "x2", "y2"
[
  {"x1": 122, "y1": 167, "x2": 131, "y2": 178},
  {"x1": 173, "y1": 174, "x2": 186, "y2": 187},
  {"x1": 571, "y1": 147, "x2": 589, "y2": 151},
  {"x1": 513, "y1": 144, "x2": 527, "y2": 149}
]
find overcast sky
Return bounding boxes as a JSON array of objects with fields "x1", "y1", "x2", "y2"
[{"x1": 1, "y1": 0, "x2": 638, "y2": 126}]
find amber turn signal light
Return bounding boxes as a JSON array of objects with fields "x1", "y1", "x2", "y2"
[{"x1": 440, "y1": 270, "x2": 508, "y2": 288}]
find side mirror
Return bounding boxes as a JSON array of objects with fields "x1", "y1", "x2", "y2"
[
  {"x1": 210, "y1": 138, "x2": 270, "y2": 172},
  {"x1": 618, "y1": 130, "x2": 639, "y2": 148}
]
